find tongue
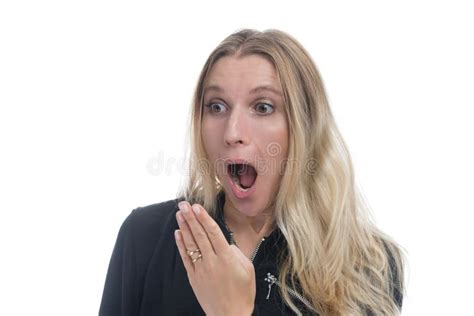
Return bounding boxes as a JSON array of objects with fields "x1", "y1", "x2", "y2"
[{"x1": 237, "y1": 164, "x2": 257, "y2": 188}]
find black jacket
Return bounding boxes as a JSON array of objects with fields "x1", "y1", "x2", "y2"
[{"x1": 99, "y1": 191, "x2": 402, "y2": 315}]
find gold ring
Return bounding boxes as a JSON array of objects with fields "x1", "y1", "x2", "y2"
[
  {"x1": 191, "y1": 253, "x2": 202, "y2": 263},
  {"x1": 187, "y1": 248, "x2": 201, "y2": 257}
]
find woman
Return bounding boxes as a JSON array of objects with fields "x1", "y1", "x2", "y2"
[{"x1": 99, "y1": 28, "x2": 405, "y2": 315}]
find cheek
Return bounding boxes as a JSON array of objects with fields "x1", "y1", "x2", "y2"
[
  {"x1": 258, "y1": 120, "x2": 289, "y2": 156},
  {"x1": 201, "y1": 122, "x2": 220, "y2": 159},
  {"x1": 259, "y1": 122, "x2": 289, "y2": 177}
]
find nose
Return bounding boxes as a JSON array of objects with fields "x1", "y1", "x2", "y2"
[{"x1": 224, "y1": 106, "x2": 250, "y2": 147}]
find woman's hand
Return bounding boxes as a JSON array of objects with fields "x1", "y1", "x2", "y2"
[{"x1": 174, "y1": 201, "x2": 255, "y2": 316}]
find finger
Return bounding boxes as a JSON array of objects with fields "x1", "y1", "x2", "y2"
[
  {"x1": 191, "y1": 203, "x2": 229, "y2": 255},
  {"x1": 174, "y1": 229, "x2": 195, "y2": 274},
  {"x1": 175, "y1": 210, "x2": 200, "y2": 257},
  {"x1": 178, "y1": 201, "x2": 215, "y2": 258}
]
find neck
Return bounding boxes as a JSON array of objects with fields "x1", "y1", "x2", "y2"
[{"x1": 223, "y1": 200, "x2": 275, "y2": 238}]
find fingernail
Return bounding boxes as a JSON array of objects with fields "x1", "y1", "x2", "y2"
[
  {"x1": 175, "y1": 230, "x2": 181, "y2": 240},
  {"x1": 176, "y1": 212, "x2": 184, "y2": 223},
  {"x1": 179, "y1": 201, "x2": 188, "y2": 213},
  {"x1": 192, "y1": 205, "x2": 200, "y2": 214}
]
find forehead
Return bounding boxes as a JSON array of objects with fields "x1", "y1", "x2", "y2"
[{"x1": 204, "y1": 55, "x2": 282, "y2": 96}]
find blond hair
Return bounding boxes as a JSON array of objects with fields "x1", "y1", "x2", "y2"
[{"x1": 177, "y1": 28, "x2": 406, "y2": 315}]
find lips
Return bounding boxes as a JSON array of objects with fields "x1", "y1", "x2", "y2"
[
  {"x1": 223, "y1": 158, "x2": 258, "y2": 199},
  {"x1": 224, "y1": 158, "x2": 256, "y2": 171}
]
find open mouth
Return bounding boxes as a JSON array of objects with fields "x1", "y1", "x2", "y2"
[{"x1": 227, "y1": 163, "x2": 258, "y2": 191}]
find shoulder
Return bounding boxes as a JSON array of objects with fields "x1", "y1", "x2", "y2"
[
  {"x1": 115, "y1": 197, "x2": 184, "y2": 263},
  {"x1": 128, "y1": 198, "x2": 182, "y2": 228},
  {"x1": 100, "y1": 198, "x2": 183, "y2": 315},
  {"x1": 382, "y1": 239, "x2": 405, "y2": 310},
  {"x1": 122, "y1": 197, "x2": 183, "y2": 241}
]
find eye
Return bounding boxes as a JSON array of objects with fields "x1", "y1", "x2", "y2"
[
  {"x1": 204, "y1": 102, "x2": 227, "y2": 114},
  {"x1": 255, "y1": 102, "x2": 274, "y2": 115}
]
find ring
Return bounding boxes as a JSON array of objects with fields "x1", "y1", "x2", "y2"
[
  {"x1": 186, "y1": 248, "x2": 202, "y2": 263},
  {"x1": 191, "y1": 253, "x2": 202, "y2": 263},
  {"x1": 186, "y1": 248, "x2": 201, "y2": 257}
]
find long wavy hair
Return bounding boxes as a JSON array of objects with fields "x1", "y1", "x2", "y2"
[{"x1": 177, "y1": 28, "x2": 406, "y2": 315}]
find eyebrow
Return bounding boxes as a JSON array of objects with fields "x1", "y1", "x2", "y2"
[{"x1": 203, "y1": 84, "x2": 283, "y2": 97}]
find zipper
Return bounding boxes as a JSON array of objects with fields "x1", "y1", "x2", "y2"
[
  {"x1": 234, "y1": 229, "x2": 315, "y2": 313},
  {"x1": 264, "y1": 272, "x2": 316, "y2": 313},
  {"x1": 250, "y1": 237, "x2": 265, "y2": 263}
]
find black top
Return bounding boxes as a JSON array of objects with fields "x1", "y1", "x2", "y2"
[{"x1": 99, "y1": 191, "x2": 402, "y2": 315}]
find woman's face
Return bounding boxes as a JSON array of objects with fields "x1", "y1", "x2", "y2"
[{"x1": 201, "y1": 54, "x2": 289, "y2": 217}]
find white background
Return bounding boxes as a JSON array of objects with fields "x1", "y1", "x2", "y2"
[{"x1": 1, "y1": 1, "x2": 473, "y2": 315}]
